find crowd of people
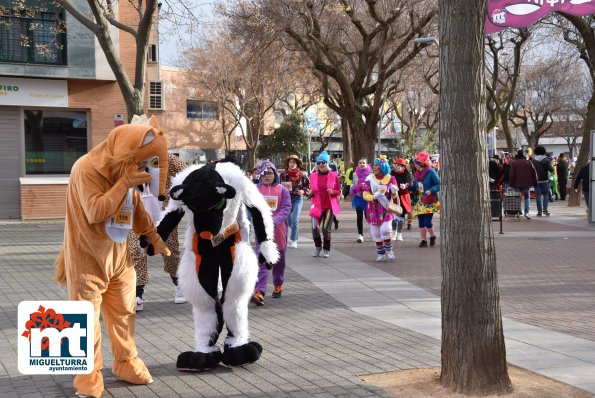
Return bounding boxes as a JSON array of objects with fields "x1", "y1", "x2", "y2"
[
  {"x1": 490, "y1": 146, "x2": 591, "y2": 218},
  {"x1": 134, "y1": 146, "x2": 591, "y2": 310}
]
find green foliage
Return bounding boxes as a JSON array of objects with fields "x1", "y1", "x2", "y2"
[{"x1": 257, "y1": 114, "x2": 308, "y2": 161}]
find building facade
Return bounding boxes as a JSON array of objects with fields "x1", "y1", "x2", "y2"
[{"x1": 0, "y1": 1, "x2": 218, "y2": 220}]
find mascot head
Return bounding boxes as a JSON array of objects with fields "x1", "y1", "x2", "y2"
[
  {"x1": 90, "y1": 115, "x2": 169, "y2": 199},
  {"x1": 169, "y1": 164, "x2": 236, "y2": 233}
]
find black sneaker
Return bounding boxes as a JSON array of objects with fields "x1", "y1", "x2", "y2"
[
  {"x1": 407, "y1": 223, "x2": 412, "y2": 231},
  {"x1": 429, "y1": 236, "x2": 436, "y2": 247},
  {"x1": 543, "y1": 211, "x2": 550, "y2": 216},
  {"x1": 419, "y1": 240, "x2": 428, "y2": 248},
  {"x1": 536, "y1": 213, "x2": 543, "y2": 217}
]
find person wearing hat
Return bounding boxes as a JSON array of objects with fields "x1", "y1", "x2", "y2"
[
  {"x1": 252, "y1": 160, "x2": 292, "y2": 306},
  {"x1": 411, "y1": 151, "x2": 440, "y2": 248},
  {"x1": 390, "y1": 158, "x2": 413, "y2": 241},
  {"x1": 307, "y1": 151, "x2": 341, "y2": 258},
  {"x1": 350, "y1": 158, "x2": 372, "y2": 243},
  {"x1": 362, "y1": 155, "x2": 399, "y2": 261},
  {"x1": 279, "y1": 155, "x2": 310, "y2": 248}
]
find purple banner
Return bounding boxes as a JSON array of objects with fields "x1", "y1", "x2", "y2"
[{"x1": 486, "y1": 0, "x2": 595, "y2": 34}]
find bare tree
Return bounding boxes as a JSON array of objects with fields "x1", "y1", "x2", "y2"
[
  {"x1": 439, "y1": 0, "x2": 511, "y2": 393},
  {"x1": 221, "y1": 0, "x2": 437, "y2": 164},
  {"x1": 485, "y1": 28, "x2": 532, "y2": 152},
  {"x1": 553, "y1": 14, "x2": 595, "y2": 206},
  {"x1": 183, "y1": 31, "x2": 290, "y2": 169},
  {"x1": 510, "y1": 56, "x2": 581, "y2": 149}
]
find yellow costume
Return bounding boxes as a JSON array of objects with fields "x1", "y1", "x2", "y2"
[{"x1": 55, "y1": 116, "x2": 170, "y2": 398}]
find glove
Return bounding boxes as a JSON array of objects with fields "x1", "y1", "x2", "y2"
[
  {"x1": 399, "y1": 183, "x2": 407, "y2": 190},
  {"x1": 389, "y1": 185, "x2": 398, "y2": 194},
  {"x1": 121, "y1": 164, "x2": 151, "y2": 189},
  {"x1": 373, "y1": 190, "x2": 383, "y2": 199},
  {"x1": 139, "y1": 233, "x2": 171, "y2": 257}
]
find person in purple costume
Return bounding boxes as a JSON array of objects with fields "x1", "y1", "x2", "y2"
[{"x1": 251, "y1": 160, "x2": 292, "y2": 306}]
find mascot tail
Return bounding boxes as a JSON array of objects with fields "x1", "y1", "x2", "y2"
[{"x1": 54, "y1": 248, "x2": 66, "y2": 285}]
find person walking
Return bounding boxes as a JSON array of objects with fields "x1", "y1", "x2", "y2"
[
  {"x1": 279, "y1": 155, "x2": 310, "y2": 249},
  {"x1": 556, "y1": 153, "x2": 569, "y2": 201},
  {"x1": 411, "y1": 151, "x2": 440, "y2": 248},
  {"x1": 530, "y1": 146, "x2": 554, "y2": 216},
  {"x1": 391, "y1": 158, "x2": 413, "y2": 241},
  {"x1": 131, "y1": 153, "x2": 188, "y2": 311},
  {"x1": 573, "y1": 161, "x2": 591, "y2": 214},
  {"x1": 362, "y1": 155, "x2": 399, "y2": 261},
  {"x1": 252, "y1": 160, "x2": 292, "y2": 306},
  {"x1": 508, "y1": 150, "x2": 538, "y2": 219},
  {"x1": 308, "y1": 151, "x2": 341, "y2": 258},
  {"x1": 350, "y1": 158, "x2": 371, "y2": 243}
]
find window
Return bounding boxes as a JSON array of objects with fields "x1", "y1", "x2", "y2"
[
  {"x1": 149, "y1": 81, "x2": 164, "y2": 110},
  {"x1": 24, "y1": 110, "x2": 87, "y2": 175},
  {"x1": 187, "y1": 100, "x2": 218, "y2": 121},
  {"x1": 0, "y1": 1, "x2": 67, "y2": 65},
  {"x1": 148, "y1": 43, "x2": 157, "y2": 63}
]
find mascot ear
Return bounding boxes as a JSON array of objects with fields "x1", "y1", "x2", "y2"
[
  {"x1": 170, "y1": 184, "x2": 185, "y2": 200},
  {"x1": 216, "y1": 184, "x2": 236, "y2": 199}
]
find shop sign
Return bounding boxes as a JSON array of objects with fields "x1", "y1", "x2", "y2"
[{"x1": 0, "y1": 77, "x2": 67, "y2": 107}]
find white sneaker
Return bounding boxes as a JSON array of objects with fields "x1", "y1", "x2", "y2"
[
  {"x1": 357, "y1": 234, "x2": 364, "y2": 243},
  {"x1": 322, "y1": 250, "x2": 330, "y2": 258},
  {"x1": 396, "y1": 233, "x2": 403, "y2": 241},
  {"x1": 386, "y1": 250, "x2": 396, "y2": 261},
  {"x1": 392, "y1": 231, "x2": 398, "y2": 241},
  {"x1": 376, "y1": 254, "x2": 385, "y2": 262},
  {"x1": 289, "y1": 240, "x2": 298, "y2": 249},
  {"x1": 313, "y1": 247, "x2": 322, "y2": 257},
  {"x1": 174, "y1": 286, "x2": 186, "y2": 304},
  {"x1": 135, "y1": 297, "x2": 144, "y2": 312}
]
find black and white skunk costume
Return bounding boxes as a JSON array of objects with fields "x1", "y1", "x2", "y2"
[{"x1": 148, "y1": 162, "x2": 279, "y2": 371}]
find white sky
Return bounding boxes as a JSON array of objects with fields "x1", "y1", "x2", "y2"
[{"x1": 158, "y1": 1, "x2": 217, "y2": 67}]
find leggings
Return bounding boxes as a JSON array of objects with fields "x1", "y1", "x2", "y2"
[
  {"x1": 356, "y1": 208, "x2": 364, "y2": 235},
  {"x1": 312, "y1": 209, "x2": 334, "y2": 250}
]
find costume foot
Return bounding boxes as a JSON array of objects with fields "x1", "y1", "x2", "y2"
[
  {"x1": 74, "y1": 369, "x2": 103, "y2": 398},
  {"x1": 112, "y1": 357, "x2": 153, "y2": 385},
  {"x1": 222, "y1": 341, "x2": 263, "y2": 366},
  {"x1": 176, "y1": 350, "x2": 222, "y2": 372}
]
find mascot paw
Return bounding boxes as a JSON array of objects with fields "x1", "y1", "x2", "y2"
[
  {"x1": 258, "y1": 253, "x2": 274, "y2": 270},
  {"x1": 222, "y1": 341, "x2": 263, "y2": 367},
  {"x1": 176, "y1": 350, "x2": 222, "y2": 372}
]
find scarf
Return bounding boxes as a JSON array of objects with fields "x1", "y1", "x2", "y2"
[{"x1": 286, "y1": 167, "x2": 301, "y2": 181}]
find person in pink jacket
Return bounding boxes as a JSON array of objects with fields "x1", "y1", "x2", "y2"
[{"x1": 307, "y1": 151, "x2": 341, "y2": 258}]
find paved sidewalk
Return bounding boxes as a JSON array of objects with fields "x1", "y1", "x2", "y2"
[{"x1": 0, "y1": 198, "x2": 593, "y2": 397}]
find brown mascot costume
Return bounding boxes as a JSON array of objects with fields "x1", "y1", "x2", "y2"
[{"x1": 55, "y1": 115, "x2": 170, "y2": 398}]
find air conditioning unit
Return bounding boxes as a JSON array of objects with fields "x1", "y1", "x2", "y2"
[{"x1": 149, "y1": 81, "x2": 164, "y2": 110}]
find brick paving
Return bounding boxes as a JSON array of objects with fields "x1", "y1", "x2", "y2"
[
  {"x1": 0, "y1": 197, "x2": 593, "y2": 397},
  {"x1": 330, "y1": 199, "x2": 595, "y2": 342},
  {"x1": 0, "y1": 221, "x2": 438, "y2": 398}
]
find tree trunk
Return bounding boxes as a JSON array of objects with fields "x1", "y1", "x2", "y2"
[
  {"x1": 439, "y1": 0, "x2": 512, "y2": 394},
  {"x1": 500, "y1": 114, "x2": 515, "y2": 153},
  {"x1": 246, "y1": 146, "x2": 257, "y2": 171},
  {"x1": 124, "y1": 88, "x2": 145, "y2": 122},
  {"x1": 341, "y1": 117, "x2": 352, "y2": 165},
  {"x1": 347, "y1": 111, "x2": 376, "y2": 162},
  {"x1": 569, "y1": 93, "x2": 595, "y2": 206}
]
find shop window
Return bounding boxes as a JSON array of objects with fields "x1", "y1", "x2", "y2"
[
  {"x1": 187, "y1": 100, "x2": 218, "y2": 121},
  {"x1": 24, "y1": 110, "x2": 87, "y2": 175},
  {"x1": 0, "y1": 1, "x2": 67, "y2": 65}
]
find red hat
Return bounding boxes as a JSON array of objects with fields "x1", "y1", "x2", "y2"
[
  {"x1": 395, "y1": 158, "x2": 407, "y2": 167},
  {"x1": 414, "y1": 151, "x2": 430, "y2": 165}
]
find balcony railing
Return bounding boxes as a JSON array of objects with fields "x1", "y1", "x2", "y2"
[{"x1": 0, "y1": 14, "x2": 67, "y2": 65}]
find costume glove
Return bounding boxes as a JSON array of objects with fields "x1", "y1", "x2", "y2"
[
  {"x1": 399, "y1": 183, "x2": 407, "y2": 190},
  {"x1": 389, "y1": 185, "x2": 398, "y2": 194},
  {"x1": 139, "y1": 233, "x2": 171, "y2": 257},
  {"x1": 122, "y1": 165, "x2": 152, "y2": 189}
]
